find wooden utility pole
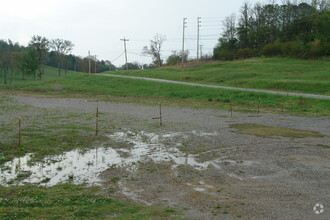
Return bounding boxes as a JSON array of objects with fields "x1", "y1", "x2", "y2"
[
  {"x1": 94, "y1": 55, "x2": 97, "y2": 73},
  {"x1": 197, "y1": 17, "x2": 201, "y2": 62},
  {"x1": 88, "y1": 50, "x2": 91, "y2": 74},
  {"x1": 121, "y1": 38, "x2": 129, "y2": 71},
  {"x1": 182, "y1": 18, "x2": 187, "y2": 68}
]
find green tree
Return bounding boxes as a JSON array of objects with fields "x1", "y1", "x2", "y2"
[
  {"x1": 20, "y1": 48, "x2": 38, "y2": 79},
  {"x1": 50, "y1": 39, "x2": 74, "y2": 76},
  {"x1": 29, "y1": 36, "x2": 49, "y2": 80},
  {"x1": 166, "y1": 51, "x2": 181, "y2": 66}
]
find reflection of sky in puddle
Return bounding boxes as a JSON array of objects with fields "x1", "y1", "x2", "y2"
[{"x1": 0, "y1": 130, "x2": 221, "y2": 187}]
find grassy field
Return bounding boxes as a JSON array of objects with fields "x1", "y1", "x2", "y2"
[
  {"x1": 107, "y1": 57, "x2": 330, "y2": 95},
  {"x1": 2, "y1": 71, "x2": 329, "y2": 116}
]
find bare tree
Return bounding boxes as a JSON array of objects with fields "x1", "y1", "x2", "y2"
[
  {"x1": 50, "y1": 39, "x2": 74, "y2": 76},
  {"x1": 223, "y1": 13, "x2": 237, "y2": 41},
  {"x1": 143, "y1": 34, "x2": 166, "y2": 67}
]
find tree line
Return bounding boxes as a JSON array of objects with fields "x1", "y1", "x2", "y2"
[
  {"x1": 213, "y1": 0, "x2": 330, "y2": 60},
  {"x1": 0, "y1": 36, "x2": 116, "y2": 84}
]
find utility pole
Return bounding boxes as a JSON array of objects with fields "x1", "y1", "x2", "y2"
[
  {"x1": 88, "y1": 50, "x2": 91, "y2": 74},
  {"x1": 94, "y1": 55, "x2": 97, "y2": 73},
  {"x1": 200, "y1": 45, "x2": 203, "y2": 60},
  {"x1": 181, "y1": 18, "x2": 187, "y2": 68},
  {"x1": 197, "y1": 17, "x2": 201, "y2": 62},
  {"x1": 121, "y1": 38, "x2": 129, "y2": 71}
]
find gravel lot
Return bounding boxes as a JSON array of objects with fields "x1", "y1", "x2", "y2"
[{"x1": 2, "y1": 93, "x2": 330, "y2": 219}]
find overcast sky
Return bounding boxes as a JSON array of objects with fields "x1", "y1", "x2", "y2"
[{"x1": 0, "y1": 0, "x2": 261, "y2": 66}]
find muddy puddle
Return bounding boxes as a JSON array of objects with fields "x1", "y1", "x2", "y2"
[{"x1": 0, "y1": 130, "x2": 223, "y2": 187}]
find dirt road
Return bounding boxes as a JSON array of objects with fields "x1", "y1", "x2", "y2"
[{"x1": 2, "y1": 94, "x2": 330, "y2": 219}]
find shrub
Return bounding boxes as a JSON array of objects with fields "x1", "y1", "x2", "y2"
[
  {"x1": 260, "y1": 42, "x2": 282, "y2": 56},
  {"x1": 237, "y1": 48, "x2": 255, "y2": 58}
]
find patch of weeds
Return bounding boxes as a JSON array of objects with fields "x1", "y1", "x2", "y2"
[
  {"x1": 41, "y1": 177, "x2": 51, "y2": 183},
  {"x1": 108, "y1": 188, "x2": 116, "y2": 193},
  {"x1": 215, "y1": 204, "x2": 222, "y2": 209},
  {"x1": 165, "y1": 208, "x2": 176, "y2": 213},
  {"x1": 16, "y1": 171, "x2": 32, "y2": 181},
  {"x1": 222, "y1": 210, "x2": 229, "y2": 214},
  {"x1": 231, "y1": 123, "x2": 323, "y2": 138},
  {"x1": 111, "y1": 177, "x2": 120, "y2": 182},
  {"x1": 0, "y1": 153, "x2": 7, "y2": 164},
  {"x1": 147, "y1": 167, "x2": 157, "y2": 173},
  {"x1": 236, "y1": 214, "x2": 242, "y2": 218},
  {"x1": 317, "y1": 144, "x2": 330, "y2": 149}
]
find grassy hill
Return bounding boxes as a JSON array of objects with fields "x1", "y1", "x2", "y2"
[
  {"x1": 107, "y1": 57, "x2": 330, "y2": 95},
  {"x1": 1, "y1": 58, "x2": 329, "y2": 116}
]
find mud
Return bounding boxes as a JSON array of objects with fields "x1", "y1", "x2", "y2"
[{"x1": 1, "y1": 93, "x2": 330, "y2": 219}]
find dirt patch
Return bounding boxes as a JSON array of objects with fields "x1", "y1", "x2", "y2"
[
  {"x1": 1, "y1": 93, "x2": 330, "y2": 219},
  {"x1": 231, "y1": 123, "x2": 324, "y2": 138}
]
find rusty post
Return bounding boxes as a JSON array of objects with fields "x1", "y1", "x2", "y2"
[
  {"x1": 159, "y1": 103, "x2": 162, "y2": 127},
  {"x1": 95, "y1": 107, "x2": 99, "y2": 136},
  {"x1": 18, "y1": 117, "x2": 21, "y2": 147}
]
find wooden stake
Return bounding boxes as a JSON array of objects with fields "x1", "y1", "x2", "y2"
[
  {"x1": 152, "y1": 103, "x2": 163, "y2": 126},
  {"x1": 159, "y1": 103, "x2": 162, "y2": 127},
  {"x1": 95, "y1": 107, "x2": 99, "y2": 136},
  {"x1": 230, "y1": 100, "x2": 233, "y2": 117},
  {"x1": 18, "y1": 117, "x2": 21, "y2": 147},
  {"x1": 257, "y1": 97, "x2": 261, "y2": 115}
]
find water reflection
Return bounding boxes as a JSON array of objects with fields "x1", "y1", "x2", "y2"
[{"x1": 0, "y1": 130, "x2": 220, "y2": 186}]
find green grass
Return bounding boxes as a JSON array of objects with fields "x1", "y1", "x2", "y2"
[
  {"x1": 107, "y1": 57, "x2": 330, "y2": 95},
  {"x1": 1, "y1": 58, "x2": 329, "y2": 116},
  {"x1": 0, "y1": 184, "x2": 181, "y2": 219},
  {"x1": 0, "y1": 97, "x2": 112, "y2": 165},
  {"x1": 231, "y1": 123, "x2": 324, "y2": 138},
  {"x1": 2, "y1": 73, "x2": 329, "y2": 116},
  {"x1": 1, "y1": 66, "x2": 77, "y2": 84}
]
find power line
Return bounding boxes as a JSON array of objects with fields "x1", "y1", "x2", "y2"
[{"x1": 110, "y1": 52, "x2": 125, "y2": 63}]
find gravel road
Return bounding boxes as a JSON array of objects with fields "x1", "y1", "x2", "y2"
[
  {"x1": 98, "y1": 74, "x2": 330, "y2": 100},
  {"x1": 3, "y1": 94, "x2": 330, "y2": 219}
]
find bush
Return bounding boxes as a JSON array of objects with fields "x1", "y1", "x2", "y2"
[
  {"x1": 214, "y1": 49, "x2": 236, "y2": 61},
  {"x1": 281, "y1": 41, "x2": 305, "y2": 57},
  {"x1": 237, "y1": 48, "x2": 255, "y2": 59},
  {"x1": 260, "y1": 42, "x2": 282, "y2": 56}
]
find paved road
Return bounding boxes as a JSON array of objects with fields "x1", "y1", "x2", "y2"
[{"x1": 98, "y1": 74, "x2": 330, "y2": 100}]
